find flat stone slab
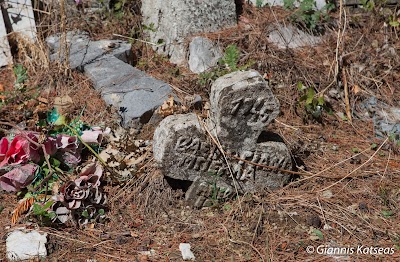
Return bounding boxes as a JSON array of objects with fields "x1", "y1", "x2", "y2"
[
  {"x1": 46, "y1": 31, "x2": 132, "y2": 69},
  {"x1": 154, "y1": 70, "x2": 293, "y2": 202},
  {"x1": 141, "y1": 0, "x2": 237, "y2": 65},
  {"x1": 268, "y1": 24, "x2": 321, "y2": 49},
  {"x1": 85, "y1": 56, "x2": 172, "y2": 126},
  {"x1": 47, "y1": 31, "x2": 174, "y2": 127}
]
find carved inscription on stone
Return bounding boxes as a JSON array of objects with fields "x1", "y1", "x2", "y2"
[
  {"x1": 230, "y1": 97, "x2": 278, "y2": 124},
  {"x1": 153, "y1": 70, "x2": 293, "y2": 205},
  {"x1": 210, "y1": 70, "x2": 280, "y2": 151}
]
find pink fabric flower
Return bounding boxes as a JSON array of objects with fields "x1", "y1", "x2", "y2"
[
  {"x1": 59, "y1": 163, "x2": 104, "y2": 209},
  {"x1": 55, "y1": 135, "x2": 81, "y2": 166},
  {"x1": 81, "y1": 127, "x2": 110, "y2": 144},
  {"x1": 0, "y1": 164, "x2": 38, "y2": 192}
]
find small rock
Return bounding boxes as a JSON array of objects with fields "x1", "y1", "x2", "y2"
[
  {"x1": 6, "y1": 229, "x2": 47, "y2": 260},
  {"x1": 179, "y1": 243, "x2": 195, "y2": 261},
  {"x1": 188, "y1": 37, "x2": 222, "y2": 74},
  {"x1": 359, "y1": 202, "x2": 369, "y2": 212},
  {"x1": 307, "y1": 214, "x2": 322, "y2": 228},
  {"x1": 321, "y1": 190, "x2": 333, "y2": 199}
]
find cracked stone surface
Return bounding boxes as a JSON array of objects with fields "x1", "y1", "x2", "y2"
[
  {"x1": 46, "y1": 31, "x2": 173, "y2": 127},
  {"x1": 141, "y1": 0, "x2": 237, "y2": 65},
  {"x1": 268, "y1": 23, "x2": 321, "y2": 49},
  {"x1": 153, "y1": 70, "x2": 293, "y2": 206}
]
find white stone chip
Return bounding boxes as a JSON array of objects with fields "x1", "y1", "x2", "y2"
[
  {"x1": 6, "y1": 229, "x2": 47, "y2": 260},
  {"x1": 179, "y1": 243, "x2": 195, "y2": 261}
]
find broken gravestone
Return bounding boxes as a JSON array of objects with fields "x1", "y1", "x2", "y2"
[
  {"x1": 141, "y1": 0, "x2": 237, "y2": 65},
  {"x1": 46, "y1": 31, "x2": 173, "y2": 127},
  {"x1": 153, "y1": 70, "x2": 292, "y2": 207}
]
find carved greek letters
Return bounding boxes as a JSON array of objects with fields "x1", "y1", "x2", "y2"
[{"x1": 153, "y1": 71, "x2": 293, "y2": 201}]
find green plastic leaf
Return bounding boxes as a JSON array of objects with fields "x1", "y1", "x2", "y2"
[
  {"x1": 48, "y1": 212, "x2": 57, "y2": 219},
  {"x1": 43, "y1": 201, "x2": 54, "y2": 210},
  {"x1": 33, "y1": 203, "x2": 45, "y2": 216},
  {"x1": 47, "y1": 108, "x2": 60, "y2": 123},
  {"x1": 50, "y1": 158, "x2": 61, "y2": 168},
  {"x1": 98, "y1": 209, "x2": 105, "y2": 215},
  {"x1": 82, "y1": 209, "x2": 89, "y2": 218}
]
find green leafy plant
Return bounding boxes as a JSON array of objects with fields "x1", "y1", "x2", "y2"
[
  {"x1": 298, "y1": 82, "x2": 331, "y2": 120},
  {"x1": 360, "y1": 0, "x2": 375, "y2": 11},
  {"x1": 283, "y1": 0, "x2": 334, "y2": 30},
  {"x1": 388, "y1": 15, "x2": 400, "y2": 28},
  {"x1": 13, "y1": 64, "x2": 28, "y2": 89},
  {"x1": 205, "y1": 171, "x2": 231, "y2": 208},
  {"x1": 199, "y1": 44, "x2": 254, "y2": 87},
  {"x1": 256, "y1": 0, "x2": 266, "y2": 8}
]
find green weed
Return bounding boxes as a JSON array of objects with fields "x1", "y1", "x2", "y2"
[{"x1": 283, "y1": 0, "x2": 334, "y2": 31}]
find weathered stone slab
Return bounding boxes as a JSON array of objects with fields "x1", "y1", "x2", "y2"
[
  {"x1": 209, "y1": 70, "x2": 280, "y2": 152},
  {"x1": 154, "y1": 70, "x2": 292, "y2": 206},
  {"x1": 0, "y1": 10, "x2": 12, "y2": 67},
  {"x1": 46, "y1": 31, "x2": 132, "y2": 69},
  {"x1": 268, "y1": 24, "x2": 321, "y2": 49},
  {"x1": 154, "y1": 113, "x2": 292, "y2": 197},
  {"x1": 188, "y1": 37, "x2": 222, "y2": 74},
  {"x1": 141, "y1": 0, "x2": 237, "y2": 65},
  {"x1": 84, "y1": 55, "x2": 173, "y2": 126},
  {"x1": 5, "y1": 0, "x2": 37, "y2": 40},
  {"x1": 47, "y1": 31, "x2": 174, "y2": 127}
]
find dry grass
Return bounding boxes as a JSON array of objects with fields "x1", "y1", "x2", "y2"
[{"x1": 1, "y1": 1, "x2": 400, "y2": 261}]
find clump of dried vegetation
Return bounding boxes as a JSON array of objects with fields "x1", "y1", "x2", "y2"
[{"x1": 1, "y1": 0, "x2": 400, "y2": 261}]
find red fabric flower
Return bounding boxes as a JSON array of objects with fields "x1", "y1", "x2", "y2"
[{"x1": 0, "y1": 137, "x2": 8, "y2": 162}]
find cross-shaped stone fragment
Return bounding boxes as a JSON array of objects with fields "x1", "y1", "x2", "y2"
[{"x1": 153, "y1": 70, "x2": 293, "y2": 207}]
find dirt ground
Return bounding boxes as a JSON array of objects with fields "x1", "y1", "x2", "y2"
[{"x1": 1, "y1": 1, "x2": 400, "y2": 261}]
